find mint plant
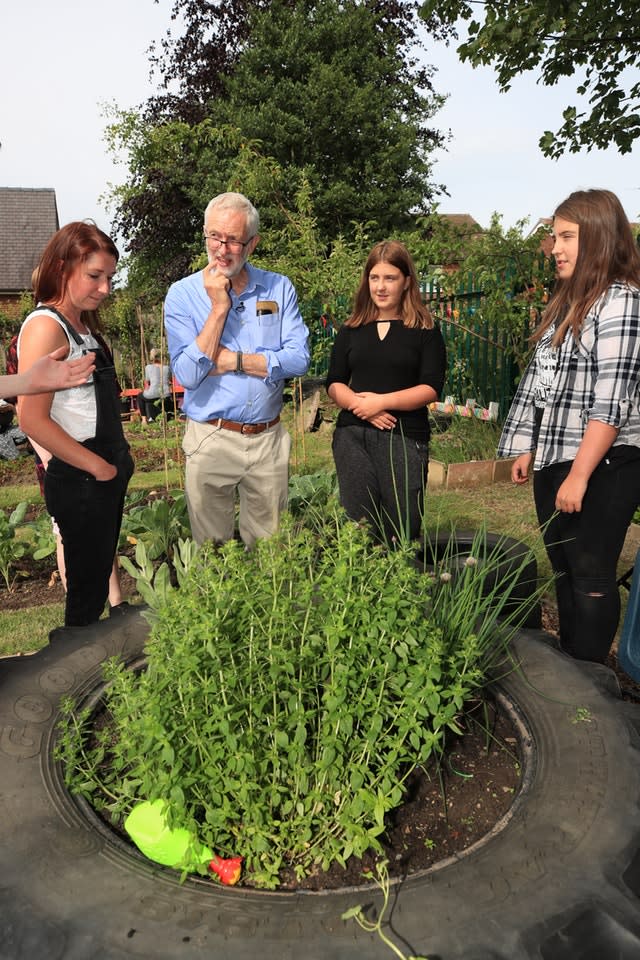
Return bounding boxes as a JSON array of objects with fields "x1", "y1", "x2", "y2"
[{"x1": 58, "y1": 511, "x2": 545, "y2": 889}]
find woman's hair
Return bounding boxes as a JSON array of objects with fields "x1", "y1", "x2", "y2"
[
  {"x1": 204, "y1": 192, "x2": 260, "y2": 238},
  {"x1": 535, "y1": 189, "x2": 640, "y2": 344},
  {"x1": 346, "y1": 240, "x2": 433, "y2": 329},
  {"x1": 149, "y1": 348, "x2": 160, "y2": 363},
  {"x1": 34, "y1": 221, "x2": 119, "y2": 333}
]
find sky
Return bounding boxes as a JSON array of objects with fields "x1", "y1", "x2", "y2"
[
  {"x1": 422, "y1": 35, "x2": 640, "y2": 230},
  {"x1": 1, "y1": 0, "x2": 639, "y2": 241}
]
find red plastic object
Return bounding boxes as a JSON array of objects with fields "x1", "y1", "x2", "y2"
[{"x1": 209, "y1": 854, "x2": 243, "y2": 886}]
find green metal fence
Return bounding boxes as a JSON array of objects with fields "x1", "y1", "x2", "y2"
[
  {"x1": 421, "y1": 278, "x2": 518, "y2": 419},
  {"x1": 304, "y1": 276, "x2": 521, "y2": 420}
]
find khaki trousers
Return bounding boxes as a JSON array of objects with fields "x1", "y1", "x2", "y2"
[{"x1": 183, "y1": 418, "x2": 291, "y2": 547}]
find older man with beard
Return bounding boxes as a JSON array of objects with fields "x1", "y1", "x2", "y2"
[{"x1": 164, "y1": 192, "x2": 310, "y2": 547}]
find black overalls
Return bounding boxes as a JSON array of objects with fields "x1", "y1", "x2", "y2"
[{"x1": 42, "y1": 309, "x2": 134, "y2": 626}]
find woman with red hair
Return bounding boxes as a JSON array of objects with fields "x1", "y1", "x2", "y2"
[{"x1": 18, "y1": 222, "x2": 134, "y2": 628}]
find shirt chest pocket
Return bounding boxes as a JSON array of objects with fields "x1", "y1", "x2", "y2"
[{"x1": 256, "y1": 312, "x2": 282, "y2": 349}]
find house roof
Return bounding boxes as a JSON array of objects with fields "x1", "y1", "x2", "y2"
[
  {"x1": 0, "y1": 187, "x2": 59, "y2": 294},
  {"x1": 438, "y1": 213, "x2": 482, "y2": 231},
  {"x1": 527, "y1": 218, "x2": 552, "y2": 236}
]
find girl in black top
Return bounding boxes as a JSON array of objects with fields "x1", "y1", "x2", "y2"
[{"x1": 326, "y1": 240, "x2": 446, "y2": 543}]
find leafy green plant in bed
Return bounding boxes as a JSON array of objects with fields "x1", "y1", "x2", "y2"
[
  {"x1": 430, "y1": 416, "x2": 503, "y2": 466},
  {"x1": 287, "y1": 469, "x2": 338, "y2": 516},
  {"x1": 58, "y1": 511, "x2": 543, "y2": 889},
  {"x1": 119, "y1": 490, "x2": 191, "y2": 560},
  {"x1": 26, "y1": 510, "x2": 57, "y2": 561},
  {"x1": 0, "y1": 501, "x2": 30, "y2": 590}
]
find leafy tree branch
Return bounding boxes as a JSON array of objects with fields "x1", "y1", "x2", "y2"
[{"x1": 419, "y1": 0, "x2": 640, "y2": 156}]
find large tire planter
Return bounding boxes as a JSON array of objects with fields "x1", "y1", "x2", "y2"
[{"x1": 2, "y1": 612, "x2": 640, "y2": 959}]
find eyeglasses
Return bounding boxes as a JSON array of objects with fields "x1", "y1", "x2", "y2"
[{"x1": 203, "y1": 232, "x2": 254, "y2": 253}]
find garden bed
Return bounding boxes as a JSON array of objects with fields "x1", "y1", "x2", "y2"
[
  {"x1": 427, "y1": 455, "x2": 516, "y2": 490},
  {"x1": 3, "y1": 620, "x2": 640, "y2": 959}
]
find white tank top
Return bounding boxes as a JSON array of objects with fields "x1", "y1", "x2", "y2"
[{"x1": 18, "y1": 308, "x2": 100, "y2": 441}]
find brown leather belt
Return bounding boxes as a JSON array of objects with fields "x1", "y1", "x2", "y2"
[{"x1": 207, "y1": 415, "x2": 280, "y2": 436}]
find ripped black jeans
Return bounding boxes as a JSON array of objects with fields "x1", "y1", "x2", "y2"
[{"x1": 533, "y1": 446, "x2": 640, "y2": 663}]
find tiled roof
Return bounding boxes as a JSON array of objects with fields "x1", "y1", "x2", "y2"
[
  {"x1": 0, "y1": 187, "x2": 59, "y2": 293},
  {"x1": 438, "y1": 213, "x2": 482, "y2": 230},
  {"x1": 439, "y1": 213, "x2": 482, "y2": 231},
  {"x1": 527, "y1": 218, "x2": 552, "y2": 236}
]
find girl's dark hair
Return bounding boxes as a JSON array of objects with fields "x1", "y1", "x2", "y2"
[
  {"x1": 535, "y1": 189, "x2": 640, "y2": 344},
  {"x1": 346, "y1": 240, "x2": 433, "y2": 329},
  {"x1": 34, "y1": 221, "x2": 119, "y2": 333}
]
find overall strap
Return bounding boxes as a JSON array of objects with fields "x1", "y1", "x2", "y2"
[{"x1": 39, "y1": 305, "x2": 86, "y2": 346}]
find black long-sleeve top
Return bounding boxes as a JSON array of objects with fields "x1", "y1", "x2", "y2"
[{"x1": 326, "y1": 319, "x2": 447, "y2": 443}]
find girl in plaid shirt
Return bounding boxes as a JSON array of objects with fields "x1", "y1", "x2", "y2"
[{"x1": 498, "y1": 189, "x2": 640, "y2": 663}]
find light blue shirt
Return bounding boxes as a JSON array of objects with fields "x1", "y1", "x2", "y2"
[{"x1": 164, "y1": 263, "x2": 310, "y2": 423}]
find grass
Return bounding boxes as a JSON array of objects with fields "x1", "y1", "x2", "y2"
[
  {"x1": 1, "y1": 603, "x2": 65, "y2": 656},
  {"x1": 0, "y1": 482, "x2": 40, "y2": 510},
  {"x1": 426, "y1": 482, "x2": 548, "y2": 573}
]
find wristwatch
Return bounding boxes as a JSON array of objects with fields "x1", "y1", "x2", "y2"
[{"x1": 235, "y1": 352, "x2": 244, "y2": 373}]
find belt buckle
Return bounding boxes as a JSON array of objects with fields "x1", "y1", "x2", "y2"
[{"x1": 241, "y1": 422, "x2": 254, "y2": 435}]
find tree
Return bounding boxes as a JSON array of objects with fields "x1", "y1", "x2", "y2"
[
  {"x1": 107, "y1": 0, "x2": 450, "y2": 291},
  {"x1": 419, "y1": 0, "x2": 640, "y2": 157},
  {"x1": 215, "y1": 0, "x2": 446, "y2": 237},
  {"x1": 406, "y1": 212, "x2": 556, "y2": 376},
  {"x1": 145, "y1": 0, "x2": 271, "y2": 124},
  {"x1": 105, "y1": 118, "x2": 268, "y2": 297}
]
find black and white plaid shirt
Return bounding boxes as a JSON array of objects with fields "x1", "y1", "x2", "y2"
[{"x1": 498, "y1": 281, "x2": 640, "y2": 470}]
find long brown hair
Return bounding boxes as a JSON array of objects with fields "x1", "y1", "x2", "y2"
[
  {"x1": 346, "y1": 240, "x2": 433, "y2": 329},
  {"x1": 535, "y1": 189, "x2": 640, "y2": 345},
  {"x1": 34, "y1": 221, "x2": 119, "y2": 333}
]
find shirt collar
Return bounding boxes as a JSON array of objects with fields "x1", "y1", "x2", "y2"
[{"x1": 240, "y1": 262, "x2": 267, "y2": 295}]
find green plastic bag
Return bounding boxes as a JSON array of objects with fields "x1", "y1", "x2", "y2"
[{"x1": 124, "y1": 799, "x2": 212, "y2": 870}]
